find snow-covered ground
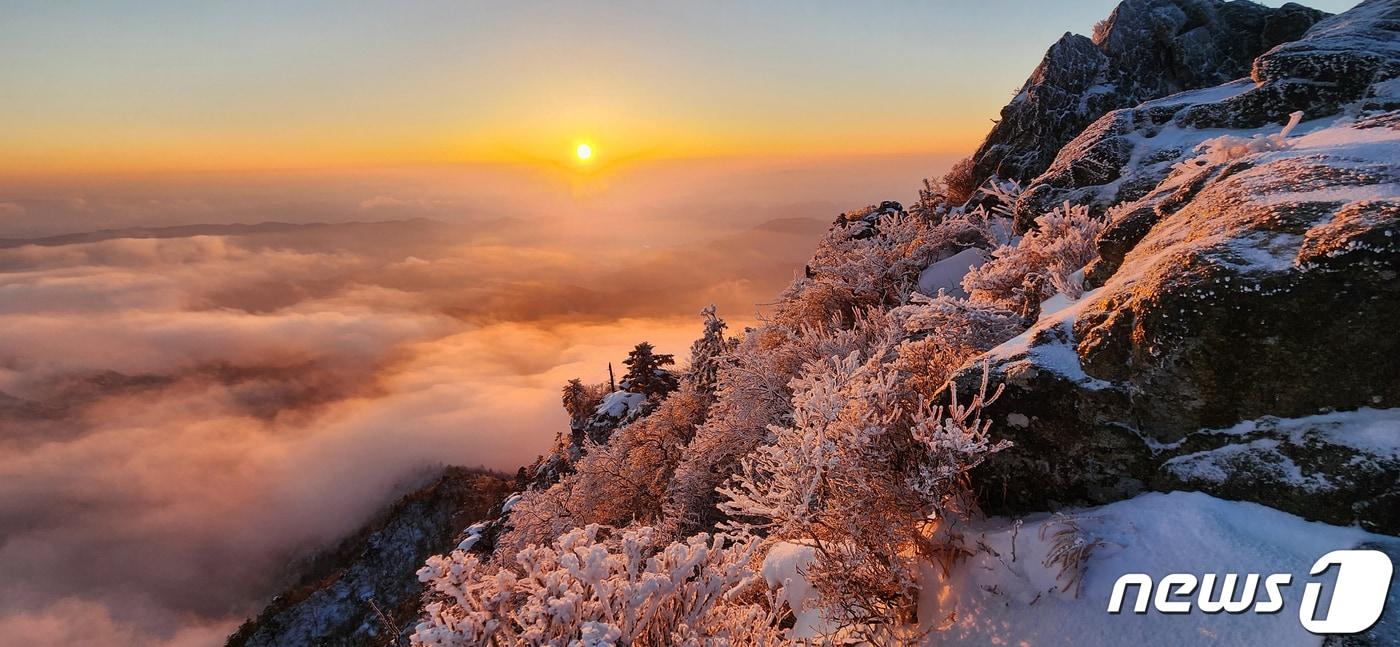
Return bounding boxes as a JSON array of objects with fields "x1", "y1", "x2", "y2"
[
  {"x1": 917, "y1": 248, "x2": 987, "y2": 298},
  {"x1": 920, "y1": 491, "x2": 1395, "y2": 646},
  {"x1": 759, "y1": 491, "x2": 1396, "y2": 645}
]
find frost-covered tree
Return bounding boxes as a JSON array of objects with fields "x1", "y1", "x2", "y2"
[
  {"x1": 571, "y1": 384, "x2": 709, "y2": 527},
  {"x1": 561, "y1": 378, "x2": 592, "y2": 423},
  {"x1": 664, "y1": 311, "x2": 897, "y2": 536},
  {"x1": 717, "y1": 353, "x2": 1010, "y2": 640},
  {"x1": 686, "y1": 305, "x2": 733, "y2": 400},
  {"x1": 622, "y1": 342, "x2": 679, "y2": 399},
  {"x1": 413, "y1": 525, "x2": 781, "y2": 646}
]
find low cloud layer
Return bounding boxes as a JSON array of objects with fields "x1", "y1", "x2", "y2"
[{"x1": 0, "y1": 155, "x2": 949, "y2": 646}]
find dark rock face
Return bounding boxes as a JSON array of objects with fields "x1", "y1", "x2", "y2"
[
  {"x1": 1159, "y1": 413, "x2": 1400, "y2": 533},
  {"x1": 969, "y1": 0, "x2": 1324, "y2": 193},
  {"x1": 835, "y1": 200, "x2": 905, "y2": 240},
  {"x1": 226, "y1": 468, "x2": 511, "y2": 647},
  {"x1": 1017, "y1": 0, "x2": 1400, "y2": 233},
  {"x1": 946, "y1": 0, "x2": 1400, "y2": 533},
  {"x1": 1075, "y1": 169, "x2": 1400, "y2": 439},
  {"x1": 967, "y1": 130, "x2": 1400, "y2": 529}
]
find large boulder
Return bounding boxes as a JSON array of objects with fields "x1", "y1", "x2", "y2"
[{"x1": 969, "y1": 0, "x2": 1324, "y2": 191}]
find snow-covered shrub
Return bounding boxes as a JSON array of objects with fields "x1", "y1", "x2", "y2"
[
  {"x1": 976, "y1": 177, "x2": 1023, "y2": 221},
  {"x1": 413, "y1": 525, "x2": 780, "y2": 646},
  {"x1": 1035, "y1": 201, "x2": 1104, "y2": 299},
  {"x1": 778, "y1": 203, "x2": 1011, "y2": 331},
  {"x1": 889, "y1": 336, "x2": 976, "y2": 400},
  {"x1": 571, "y1": 385, "x2": 709, "y2": 528},
  {"x1": 942, "y1": 157, "x2": 978, "y2": 206},
  {"x1": 892, "y1": 292, "x2": 1024, "y2": 351},
  {"x1": 962, "y1": 200, "x2": 1105, "y2": 311},
  {"x1": 1038, "y1": 513, "x2": 1109, "y2": 598},
  {"x1": 909, "y1": 176, "x2": 951, "y2": 222},
  {"x1": 501, "y1": 388, "x2": 712, "y2": 556},
  {"x1": 717, "y1": 352, "x2": 1010, "y2": 640},
  {"x1": 490, "y1": 480, "x2": 580, "y2": 561},
  {"x1": 886, "y1": 293, "x2": 1024, "y2": 397},
  {"x1": 665, "y1": 311, "x2": 896, "y2": 536},
  {"x1": 776, "y1": 210, "x2": 934, "y2": 328}
]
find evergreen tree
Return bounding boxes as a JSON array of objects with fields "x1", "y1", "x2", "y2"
[
  {"x1": 687, "y1": 305, "x2": 731, "y2": 398},
  {"x1": 561, "y1": 378, "x2": 590, "y2": 422},
  {"x1": 621, "y1": 342, "x2": 678, "y2": 398}
]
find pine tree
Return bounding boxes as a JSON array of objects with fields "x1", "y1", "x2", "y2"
[
  {"x1": 686, "y1": 305, "x2": 731, "y2": 398},
  {"x1": 621, "y1": 342, "x2": 678, "y2": 398},
  {"x1": 561, "y1": 378, "x2": 590, "y2": 422}
]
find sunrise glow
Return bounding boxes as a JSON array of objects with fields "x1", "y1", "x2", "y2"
[{"x1": 1, "y1": 1, "x2": 1386, "y2": 646}]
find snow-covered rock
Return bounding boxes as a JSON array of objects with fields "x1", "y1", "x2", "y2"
[
  {"x1": 761, "y1": 542, "x2": 833, "y2": 639},
  {"x1": 1016, "y1": 0, "x2": 1399, "y2": 233},
  {"x1": 943, "y1": 0, "x2": 1400, "y2": 533},
  {"x1": 1160, "y1": 408, "x2": 1400, "y2": 530},
  {"x1": 833, "y1": 200, "x2": 906, "y2": 240},
  {"x1": 969, "y1": 0, "x2": 1324, "y2": 190},
  {"x1": 595, "y1": 390, "x2": 646, "y2": 420}
]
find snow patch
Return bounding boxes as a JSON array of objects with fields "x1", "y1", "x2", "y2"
[
  {"x1": 1037, "y1": 292, "x2": 1075, "y2": 323},
  {"x1": 1137, "y1": 78, "x2": 1254, "y2": 110},
  {"x1": 920, "y1": 491, "x2": 1392, "y2": 645},
  {"x1": 917, "y1": 247, "x2": 986, "y2": 298},
  {"x1": 1165, "y1": 407, "x2": 1400, "y2": 456},
  {"x1": 1162, "y1": 439, "x2": 1335, "y2": 492},
  {"x1": 985, "y1": 288, "x2": 1113, "y2": 390},
  {"x1": 457, "y1": 521, "x2": 491, "y2": 551},
  {"x1": 761, "y1": 542, "x2": 832, "y2": 639},
  {"x1": 595, "y1": 390, "x2": 645, "y2": 419}
]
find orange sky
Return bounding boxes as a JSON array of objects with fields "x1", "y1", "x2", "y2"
[
  {"x1": 0, "y1": 0, "x2": 1357, "y2": 176},
  {"x1": 0, "y1": 2, "x2": 1123, "y2": 176}
]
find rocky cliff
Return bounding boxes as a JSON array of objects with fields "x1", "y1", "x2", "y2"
[
  {"x1": 226, "y1": 468, "x2": 510, "y2": 647},
  {"x1": 946, "y1": 0, "x2": 1400, "y2": 532},
  {"x1": 969, "y1": 0, "x2": 1325, "y2": 191}
]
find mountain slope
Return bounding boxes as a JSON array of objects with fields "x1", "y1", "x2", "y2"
[
  {"x1": 969, "y1": 0, "x2": 1325, "y2": 189},
  {"x1": 230, "y1": 1, "x2": 1400, "y2": 644},
  {"x1": 226, "y1": 468, "x2": 511, "y2": 647}
]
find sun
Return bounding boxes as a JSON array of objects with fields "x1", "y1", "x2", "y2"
[{"x1": 575, "y1": 143, "x2": 592, "y2": 160}]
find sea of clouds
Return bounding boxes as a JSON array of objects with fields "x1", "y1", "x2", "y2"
[{"x1": 0, "y1": 155, "x2": 951, "y2": 645}]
